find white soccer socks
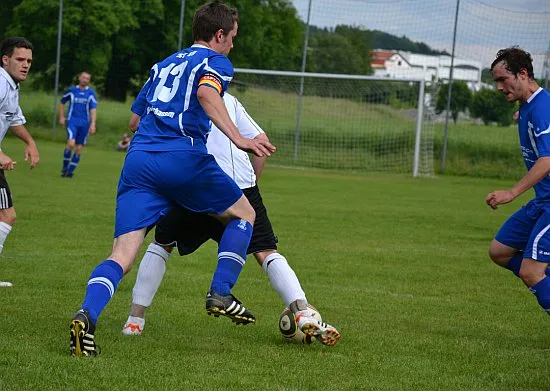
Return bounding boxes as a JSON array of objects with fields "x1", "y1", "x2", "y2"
[
  {"x1": 132, "y1": 243, "x2": 171, "y2": 307},
  {"x1": 262, "y1": 253, "x2": 306, "y2": 307}
]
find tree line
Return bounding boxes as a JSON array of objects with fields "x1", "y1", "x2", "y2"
[
  {"x1": 3, "y1": 0, "x2": 456, "y2": 102},
  {"x1": 436, "y1": 81, "x2": 517, "y2": 126}
]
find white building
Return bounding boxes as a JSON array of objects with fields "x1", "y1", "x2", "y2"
[{"x1": 371, "y1": 49, "x2": 483, "y2": 90}]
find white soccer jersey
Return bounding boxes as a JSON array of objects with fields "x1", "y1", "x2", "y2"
[
  {"x1": 207, "y1": 93, "x2": 265, "y2": 189},
  {"x1": 0, "y1": 67, "x2": 26, "y2": 148}
]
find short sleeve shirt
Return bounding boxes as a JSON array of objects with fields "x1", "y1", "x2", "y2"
[{"x1": 0, "y1": 67, "x2": 26, "y2": 147}]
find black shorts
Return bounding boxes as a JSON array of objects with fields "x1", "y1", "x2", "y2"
[
  {"x1": 155, "y1": 185, "x2": 278, "y2": 256},
  {"x1": 0, "y1": 170, "x2": 13, "y2": 209}
]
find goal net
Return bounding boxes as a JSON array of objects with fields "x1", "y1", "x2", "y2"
[{"x1": 231, "y1": 69, "x2": 434, "y2": 176}]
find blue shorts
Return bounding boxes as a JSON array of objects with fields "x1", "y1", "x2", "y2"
[
  {"x1": 66, "y1": 121, "x2": 89, "y2": 145},
  {"x1": 114, "y1": 149, "x2": 242, "y2": 238},
  {"x1": 495, "y1": 199, "x2": 550, "y2": 262}
]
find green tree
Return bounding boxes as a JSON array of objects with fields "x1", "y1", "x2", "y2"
[
  {"x1": 7, "y1": 0, "x2": 137, "y2": 92},
  {"x1": 435, "y1": 81, "x2": 472, "y2": 123},
  {"x1": 333, "y1": 25, "x2": 372, "y2": 74},
  {"x1": 104, "y1": 0, "x2": 179, "y2": 101},
  {"x1": 229, "y1": 0, "x2": 303, "y2": 71},
  {"x1": 470, "y1": 88, "x2": 517, "y2": 126},
  {"x1": 481, "y1": 68, "x2": 494, "y2": 84},
  {"x1": 0, "y1": 0, "x2": 22, "y2": 38},
  {"x1": 308, "y1": 27, "x2": 372, "y2": 75}
]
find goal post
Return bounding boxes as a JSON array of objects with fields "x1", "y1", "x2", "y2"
[{"x1": 231, "y1": 68, "x2": 434, "y2": 177}]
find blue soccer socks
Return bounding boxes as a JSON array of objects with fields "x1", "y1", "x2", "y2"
[
  {"x1": 210, "y1": 219, "x2": 253, "y2": 295},
  {"x1": 62, "y1": 148, "x2": 72, "y2": 174},
  {"x1": 81, "y1": 260, "x2": 123, "y2": 324},
  {"x1": 67, "y1": 153, "x2": 81, "y2": 176},
  {"x1": 506, "y1": 251, "x2": 524, "y2": 277},
  {"x1": 529, "y1": 276, "x2": 550, "y2": 315},
  {"x1": 506, "y1": 252, "x2": 550, "y2": 278}
]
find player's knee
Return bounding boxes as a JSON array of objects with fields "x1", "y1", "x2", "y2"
[
  {"x1": 254, "y1": 250, "x2": 277, "y2": 266},
  {"x1": 519, "y1": 260, "x2": 547, "y2": 286},
  {"x1": 488, "y1": 246, "x2": 511, "y2": 267},
  {"x1": 245, "y1": 206, "x2": 256, "y2": 225},
  {"x1": 0, "y1": 209, "x2": 16, "y2": 226}
]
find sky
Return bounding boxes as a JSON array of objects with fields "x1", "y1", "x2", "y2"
[{"x1": 291, "y1": 0, "x2": 550, "y2": 74}]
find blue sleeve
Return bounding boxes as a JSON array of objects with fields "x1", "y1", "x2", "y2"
[
  {"x1": 89, "y1": 91, "x2": 98, "y2": 110},
  {"x1": 198, "y1": 54, "x2": 233, "y2": 95},
  {"x1": 131, "y1": 75, "x2": 152, "y2": 116},
  {"x1": 60, "y1": 88, "x2": 71, "y2": 104},
  {"x1": 532, "y1": 107, "x2": 550, "y2": 157}
]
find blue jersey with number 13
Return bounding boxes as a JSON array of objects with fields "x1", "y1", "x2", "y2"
[{"x1": 130, "y1": 44, "x2": 233, "y2": 152}]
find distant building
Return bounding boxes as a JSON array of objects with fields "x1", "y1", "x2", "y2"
[{"x1": 371, "y1": 49, "x2": 482, "y2": 90}]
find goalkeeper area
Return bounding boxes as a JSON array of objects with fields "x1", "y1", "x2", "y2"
[{"x1": 232, "y1": 69, "x2": 434, "y2": 177}]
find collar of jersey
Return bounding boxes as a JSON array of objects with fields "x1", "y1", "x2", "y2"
[
  {"x1": 527, "y1": 87, "x2": 544, "y2": 104},
  {"x1": 190, "y1": 44, "x2": 210, "y2": 50},
  {"x1": 0, "y1": 67, "x2": 18, "y2": 90}
]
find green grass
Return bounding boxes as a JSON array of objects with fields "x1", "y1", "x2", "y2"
[
  {"x1": 0, "y1": 137, "x2": 549, "y2": 390},
  {"x1": 18, "y1": 88, "x2": 526, "y2": 179}
]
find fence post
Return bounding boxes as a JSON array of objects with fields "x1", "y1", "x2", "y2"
[
  {"x1": 413, "y1": 79, "x2": 425, "y2": 177},
  {"x1": 52, "y1": 0, "x2": 63, "y2": 136},
  {"x1": 440, "y1": 0, "x2": 460, "y2": 174},
  {"x1": 177, "y1": 0, "x2": 186, "y2": 51},
  {"x1": 293, "y1": 0, "x2": 312, "y2": 162}
]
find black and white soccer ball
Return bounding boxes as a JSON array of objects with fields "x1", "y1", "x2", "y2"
[{"x1": 278, "y1": 304, "x2": 322, "y2": 344}]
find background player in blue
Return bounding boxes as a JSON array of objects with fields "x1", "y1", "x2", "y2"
[
  {"x1": 486, "y1": 47, "x2": 550, "y2": 318},
  {"x1": 59, "y1": 71, "x2": 97, "y2": 178},
  {"x1": 69, "y1": 1, "x2": 275, "y2": 357}
]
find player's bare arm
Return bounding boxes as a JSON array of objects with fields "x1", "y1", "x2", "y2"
[
  {"x1": 251, "y1": 134, "x2": 268, "y2": 179},
  {"x1": 486, "y1": 156, "x2": 550, "y2": 209},
  {"x1": 0, "y1": 152, "x2": 15, "y2": 170},
  {"x1": 129, "y1": 113, "x2": 140, "y2": 132},
  {"x1": 9, "y1": 125, "x2": 39, "y2": 168},
  {"x1": 89, "y1": 108, "x2": 97, "y2": 134},
  {"x1": 197, "y1": 86, "x2": 275, "y2": 157},
  {"x1": 58, "y1": 103, "x2": 66, "y2": 125}
]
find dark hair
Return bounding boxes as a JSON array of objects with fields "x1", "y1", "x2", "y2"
[
  {"x1": 0, "y1": 37, "x2": 34, "y2": 58},
  {"x1": 192, "y1": 1, "x2": 238, "y2": 42},
  {"x1": 491, "y1": 46, "x2": 534, "y2": 79}
]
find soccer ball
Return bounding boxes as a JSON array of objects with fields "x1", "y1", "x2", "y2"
[{"x1": 278, "y1": 304, "x2": 322, "y2": 344}]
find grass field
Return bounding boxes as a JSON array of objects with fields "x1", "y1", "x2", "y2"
[{"x1": 0, "y1": 137, "x2": 549, "y2": 391}]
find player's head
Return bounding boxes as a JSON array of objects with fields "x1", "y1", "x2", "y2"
[
  {"x1": 78, "y1": 71, "x2": 91, "y2": 87},
  {"x1": 0, "y1": 37, "x2": 33, "y2": 83},
  {"x1": 491, "y1": 47, "x2": 535, "y2": 103},
  {"x1": 192, "y1": 1, "x2": 238, "y2": 56}
]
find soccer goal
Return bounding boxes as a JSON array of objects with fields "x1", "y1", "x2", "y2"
[{"x1": 231, "y1": 68, "x2": 434, "y2": 177}]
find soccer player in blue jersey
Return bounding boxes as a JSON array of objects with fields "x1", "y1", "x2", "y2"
[
  {"x1": 122, "y1": 92, "x2": 341, "y2": 346},
  {"x1": 486, "y1": 47, "x2": 550, "y2": 318},
  {"x1": 59, "y1": 71, "x2": 97, "y2": 178},
  {"x1": 69, "y1": 2, "x2": 275, "y2": 357}
]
